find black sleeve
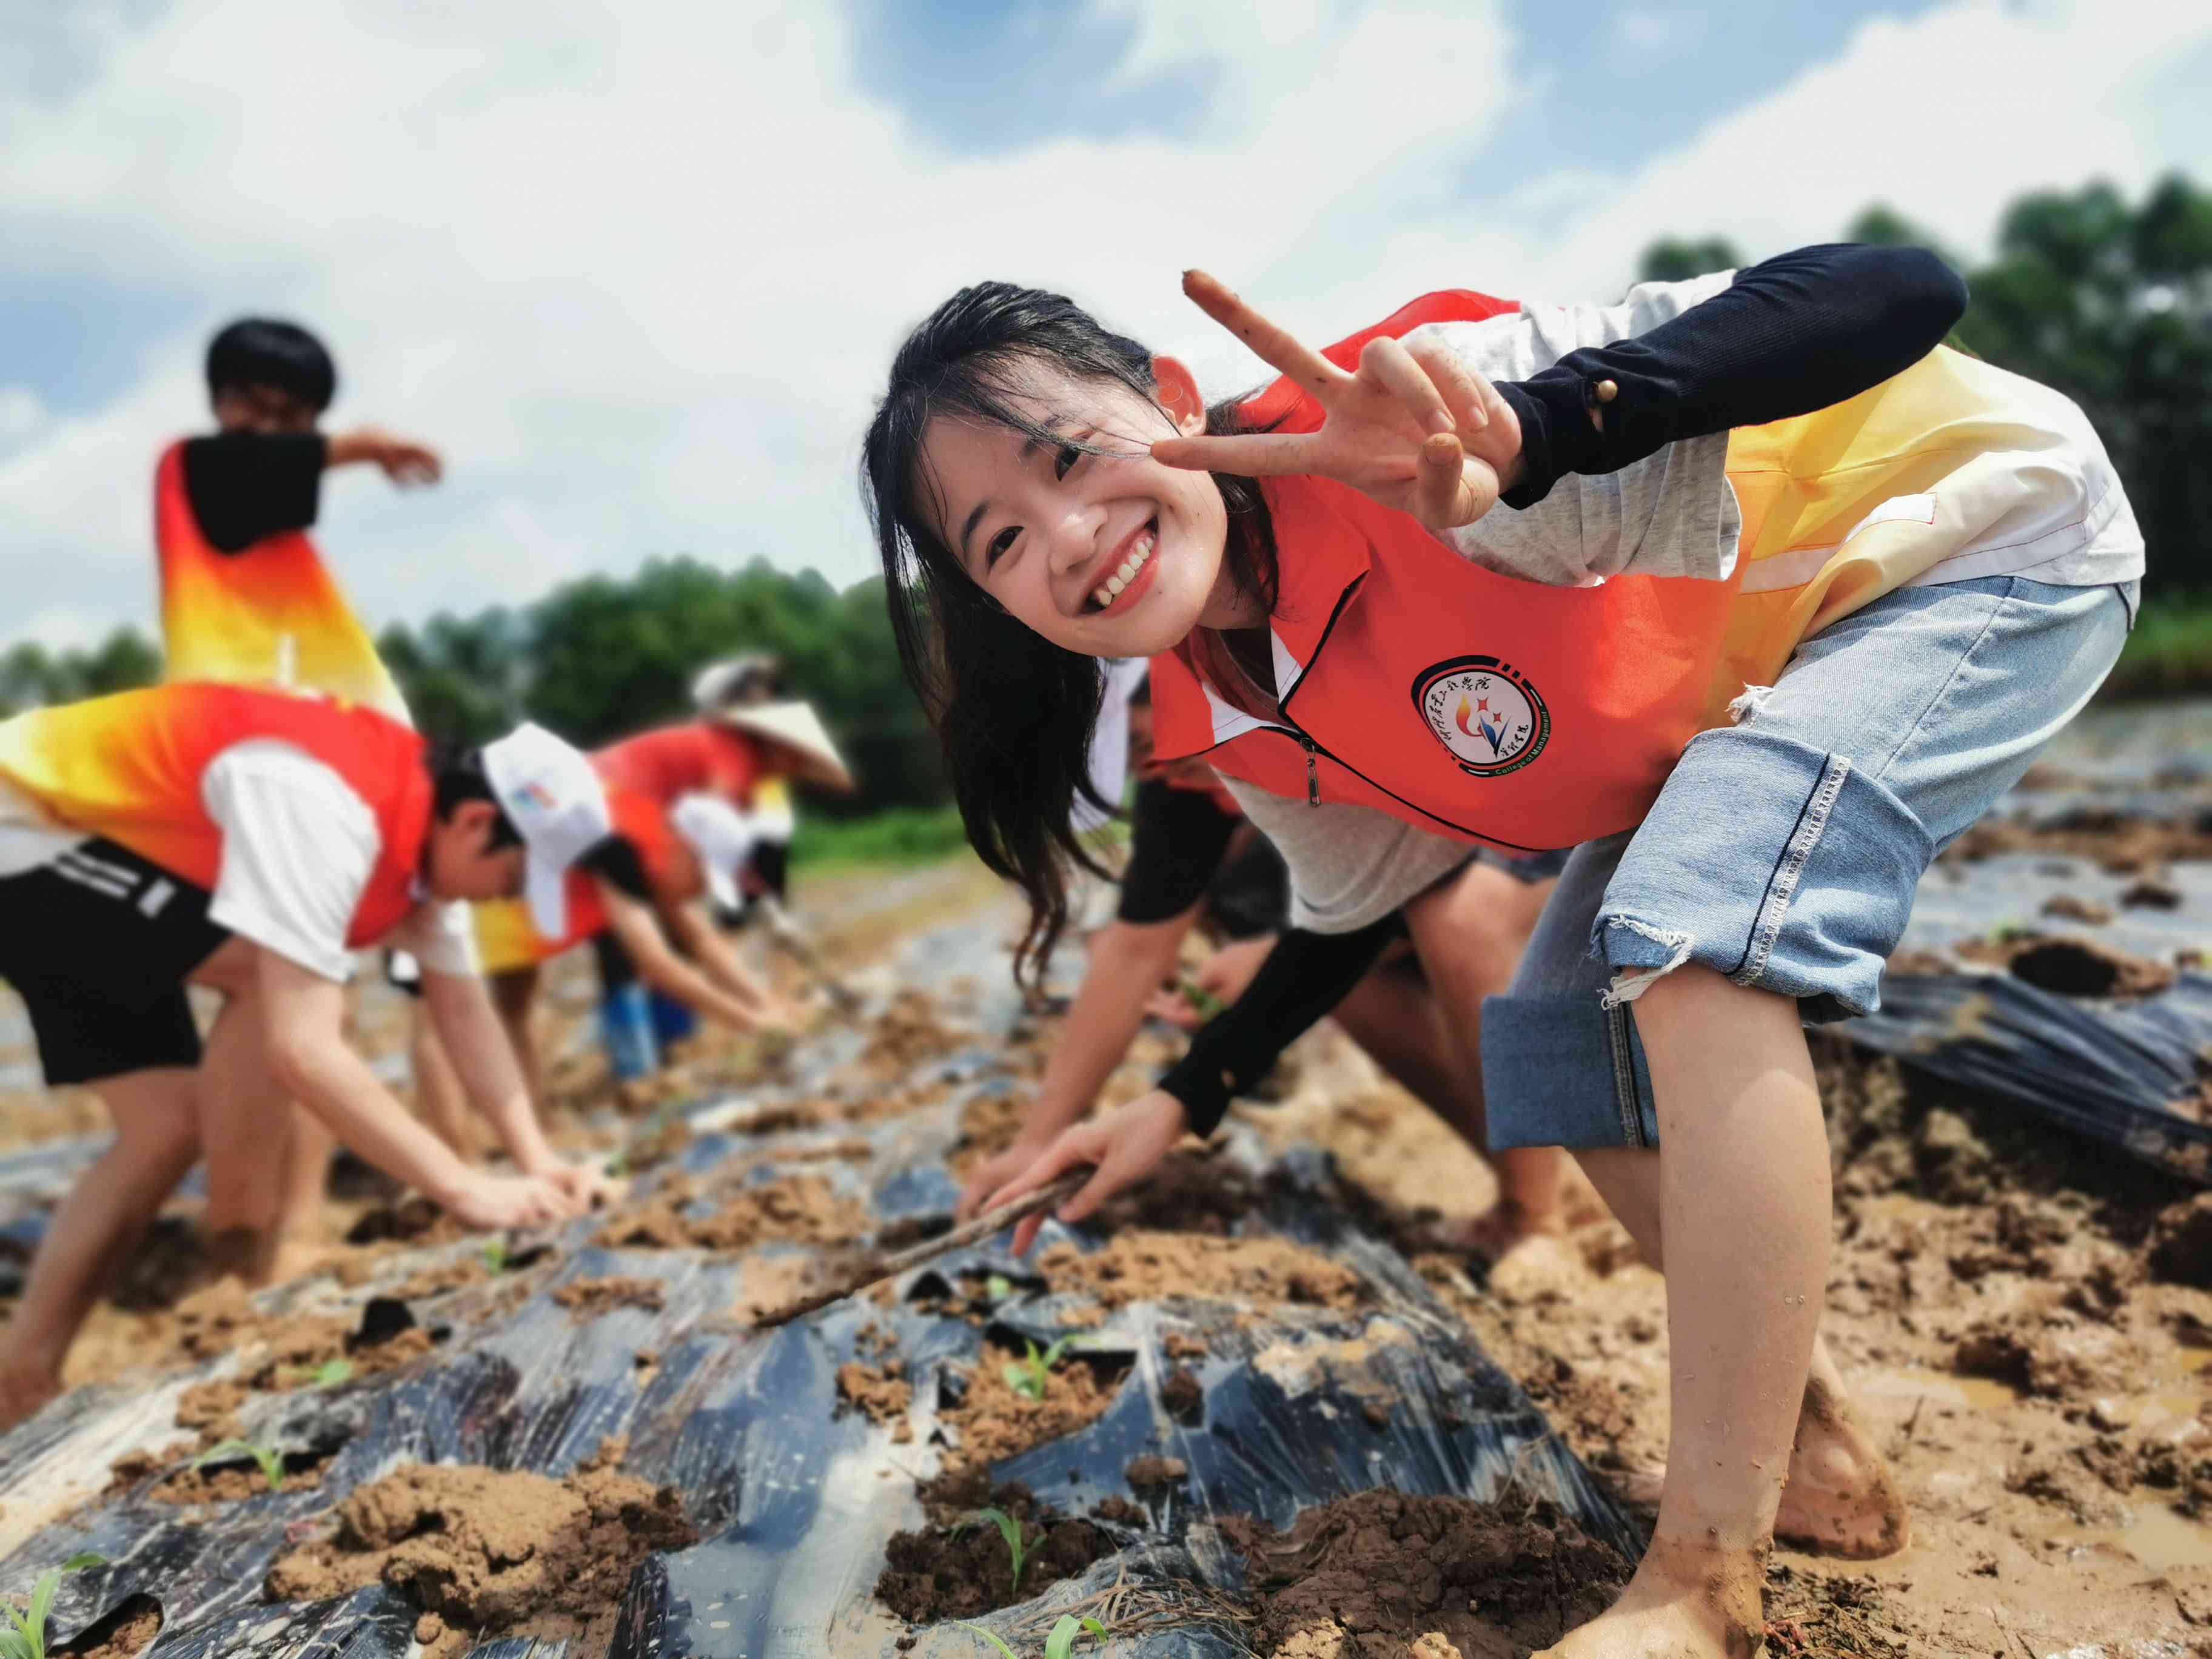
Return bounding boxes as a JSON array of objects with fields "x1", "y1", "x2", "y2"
[
  {"x1": 179, "y1": 431, "x2": 329, "y2": 553},
  {"x1": 580, "y1": 834, "x2": 653, "y2": 902},
  {"x1": 1158, "y1": 916, "x2": 1403, "y2": 1139},
  {"x1": 1495, "y1": 243, "x2": 1969, "y2": 508},
  {"x1": 1116, "y1": 780, "x2": 1242, "y2": 925}
]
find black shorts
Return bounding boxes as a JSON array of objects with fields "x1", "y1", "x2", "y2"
[{"x1": 0, "y1": 838, "x2": 229, "y2": 1086}]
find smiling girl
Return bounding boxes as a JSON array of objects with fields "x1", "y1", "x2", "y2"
[{"x1": 863, "y1": 246, "x2": 2140, "y2": 1658}]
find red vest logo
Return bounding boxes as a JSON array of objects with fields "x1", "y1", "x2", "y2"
[{"x1": 1411, "y1": 657, "x2": 1550, "y2": 777}]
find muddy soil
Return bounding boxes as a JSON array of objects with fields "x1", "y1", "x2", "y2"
[
  {"x1": 1952, "y1": 930, "x2": 2179, "y2": 996},
  {"x1": 50, "y1": 1596, "x2": 161, "y2": 1658},
  {"x1": 1225, "y1": 1487, "x2": 1632, "y2": 1659},
  {"x1": 836, "y1": 1360, "x2": 914, "y2": 1438},
  {"x1": 549, "y1": 1275, "x2": 666, "y2": 1316},
  {"x1": 264, "y1": 1449, "x2": 694, "y2": 1659},
  {"x1": 1036, "y1": 1230, "x2": 1369, "y2": 1315},
  {"x1": 934, "y1": 1336, "x2": 1134, "y2": 1475},
  {"x1": 1423, "y1": 1034, "x2": 2212, "y2": 1655},
  {"x1": 595, "y1": 1169, "x2": 866, "y2": 1253},
  {"x1": 876, "y1": 1481, "x2": 1119, "y2": 1624}
]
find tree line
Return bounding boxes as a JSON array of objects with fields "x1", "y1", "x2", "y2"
[{"x1": 5, "y1": 172, "x2": 2204, "y2": 804}]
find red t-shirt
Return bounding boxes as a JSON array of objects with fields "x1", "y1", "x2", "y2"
[{"x1": 592, "y1": 721, "x2": 766, "y2": 808}]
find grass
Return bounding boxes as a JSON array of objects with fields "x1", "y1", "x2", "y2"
[
  {"x1": 2098, "y1": 600, "x2": 2212, "y2": 702},
  {"x1": 788, "y1": 804, "x2": 972, "y2": 872}
]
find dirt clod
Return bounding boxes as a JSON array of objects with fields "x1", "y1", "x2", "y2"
[
  {"x1": 876, "y1": 1482, "x2": 1115, "y2": 1625},
  {"x1": 549, "y1": 1275, "x2": 666, "y2": 1316},
  {"x1": 264, "y1": 1461, "x2": 695, "y2": 1659}
]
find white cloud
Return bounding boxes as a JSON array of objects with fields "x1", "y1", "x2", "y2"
[
  {"x1": 0, "y1": 388, "x2": 44, "y2": 450},
  {"x1": 0, "y1": 0, "x2": 2202, "y2": 658}
]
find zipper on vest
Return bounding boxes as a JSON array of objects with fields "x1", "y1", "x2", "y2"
[{"x1": 1301, "y1": 736, "x2": 1319, "y2": 806}]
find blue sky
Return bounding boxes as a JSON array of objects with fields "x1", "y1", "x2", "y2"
[{"x1": 0, "y1": 0, "x2": 2200, "y2": 647}]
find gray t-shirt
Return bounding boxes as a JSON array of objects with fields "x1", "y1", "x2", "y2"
[{"x1": 1226, "y1": 270, "x2": 1740, "y2": 934}]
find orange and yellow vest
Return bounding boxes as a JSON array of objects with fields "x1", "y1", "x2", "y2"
[
  {"x1": 0, "y1": 683, "x2": 433, "y2": 948},
  {"x1": 155, "y1": 441, "x2": 410, "y2": 723},
  {"x1": 1151, "y1": 289, "x2": 2082, "y2": 851}
]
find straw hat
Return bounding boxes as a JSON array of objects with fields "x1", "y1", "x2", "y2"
[{"x1": 711, "y1": 700, "x2": 855, "y2": 793}]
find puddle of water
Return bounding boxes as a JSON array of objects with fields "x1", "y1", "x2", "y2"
[
  {"x1": 2057, "y1": 1494, "x2": 2212, "y2": 1573},
  {"x1": 1860, "y1": 1365, "x2": 2023, "y2": 1413}
]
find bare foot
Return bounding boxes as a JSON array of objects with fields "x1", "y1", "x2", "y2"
[
  {"x1": 0, "y1": 1361, "x2": 62, "y2": 1432},
  {"x1": 1446, "y1": 1196, "x2": 1568, "y2": 1261},
  {"x1": 1775, "y1": 1369, "x2": 1909, "y2": 1558},
  {"x1": 1619, "y1": 1368, "x2": 1909, "y2": 1560},
  {"x1": 1533, "y1": 1535, "x2": 1765, "y2": 1658}
]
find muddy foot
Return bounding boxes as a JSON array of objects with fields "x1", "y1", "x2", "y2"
[
  {"x1": 1618, "y1": 1371, "x2": 1909, "y2": 1561},
  {"x1": 1533, "y1": 1537, "x2": 1765, "y2": 1658},
  {"x1": 0, "y1": 1361, "x2": 62, "y2": 1432},
  {"x1": 1774, "y1": 1371, "x2": 1909, "y2": 1558}
]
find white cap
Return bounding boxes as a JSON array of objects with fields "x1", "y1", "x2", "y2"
[
  {"x1": 480, "y1": 722, "x2": 612, "y2": 937},
  {"x1": 670, "y1": 792, "x2": 759, "y2": 912}
]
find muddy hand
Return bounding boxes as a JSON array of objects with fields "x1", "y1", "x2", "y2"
[
  {"x1": 1150, "y1": 270, "x2": 1521, "y2": 528},
  {"x1": 982, "y1": 1090, "x2": 1190, "y2": 1255}
]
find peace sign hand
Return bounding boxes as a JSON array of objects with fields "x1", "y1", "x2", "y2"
[{"x1": 1150, "y1": 270, "x2": 1523, "y2": 531}]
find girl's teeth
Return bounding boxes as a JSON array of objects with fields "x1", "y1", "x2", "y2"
[{"x1": 1093, "y1": 531, "x2": 1155, "y2": 610}]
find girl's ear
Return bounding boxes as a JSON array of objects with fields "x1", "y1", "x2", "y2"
[{"x1": 1151, "y1": 355, "x2": 1207, "y2": 436}]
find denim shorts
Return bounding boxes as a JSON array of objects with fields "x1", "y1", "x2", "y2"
[{"x1": 1481, "y1": 574, "x2": 2137, "y2": 1151}]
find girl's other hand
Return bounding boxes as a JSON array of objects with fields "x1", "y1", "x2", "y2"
[
  {"x1": 1151, "y1": 270, "x2": 1522, "y2": 530},
  {"x1": 979, "y1": 1091, "x2": 1190, "y2": 1255}
]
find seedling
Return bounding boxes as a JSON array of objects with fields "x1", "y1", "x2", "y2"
[
  {"x1": 481, "y1": 1238, "x2": 509, "y2": 1274},
  {"x1": 1, "y1": 1553, "x2": 107, "y2": 1659},
  {"x1": 1989, "y1": 919, "x2": 2036, "y2": 944},
  {"x1": 193, "y1": 1438, "x2": 288, "y2": 1492},
  {"x1": 1044, "y1": 1614, "x2": 1110, "y2": 1658},
  {"x1": 282, "y1": 1358, "x2": 354, "y2": 1389},
  {"x1": 951, "y1": 1613, "x2": 1109, "y2": 1659},
  {"x1": 985, "y1": 1274, "x2": 1014, "y2": 1302},
  {"x1": 969, "y1": 1506, "x2": 1031, "y2": 1596},
  {"x1": 1003, "y1": 1334, "x2": 1087, "y2": 1402}
]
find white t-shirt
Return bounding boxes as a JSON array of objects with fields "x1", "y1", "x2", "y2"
[{"x1": 0, "y1": 740, "x2": 477, "y2": 983}]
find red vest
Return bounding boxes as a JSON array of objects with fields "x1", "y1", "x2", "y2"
[
  {"x1": 539, "y1": 787, "x2": 694, "y2": 953},
  {"x1": 1150, "y1": 291, "x2": 1743, "y2": 854},
  {"x1": 0, "y1": 684, "x2": 434, "y2": 947}
]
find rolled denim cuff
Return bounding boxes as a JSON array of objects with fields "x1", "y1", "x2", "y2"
[{"x1": 1480, "y1": 991, "x2": 1660, "y2": 1151}]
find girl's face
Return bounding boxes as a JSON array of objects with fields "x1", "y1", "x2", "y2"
[{"x1": 920, "y1": 358, "x2": 1240, "y2": 659}]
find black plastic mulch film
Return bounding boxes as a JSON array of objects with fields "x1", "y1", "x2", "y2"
[
  {"x1": 1852, "y1": 760, "x2": 2212, "y2": 1185},
  {"x1": 0, "y1": 918, "x2": 1632, "y2": 1658}
]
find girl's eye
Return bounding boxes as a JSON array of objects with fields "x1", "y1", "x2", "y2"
[
  {"x1": 986, "y1": 526, "x2": 1018, "y2": 566},
  {"x1": 1054, "y1": 442, "x2": 1082, "y2": 480}
]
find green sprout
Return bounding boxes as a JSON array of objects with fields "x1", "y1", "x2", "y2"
[
  {"x1": 282, "y1": 1358, "x2": 354, "y2": 1389},
  {"x1": 951, "y1": 1624, "x2": 1021, "y2": 1659},
  {"x1": 1, "y1": 1553, "x2": 107, "y2": 1659},
  {"x1": 193, "y1": 1438, "x2": 287, "y2": 1492},
  {"x1": 970, "y1": 1506, "x2": 1032, "y2": 1596},
  {"x1": 1178, "y1": 979, "x2": 1225, "y2": 1022},
  {"x1": 1045, "y1": 1614, "x2": 1110, "y2": 1658},
  {"x1": 1002, "y1": 1335, "x2": 1087, "y2": 1403},
  {"x1": 952, "y1": 1612, "x2": 1109, "y2": 1659},
  {"x1": 481, "y1": 1238, "x2": 509, "y2": 1274},
  {"x1": 1990, "y1": 919, "x2": 2036, "y2": 944},
  {"x1": 985, "y1": 1274, "x2": 1014, "y2": 1302}
]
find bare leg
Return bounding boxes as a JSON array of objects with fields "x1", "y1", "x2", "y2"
[
  {"x1": 1576, "y1": 1142, "x2": 1908, "y2": 1558},
  {"x1": 0, "y1": 1067, "x2": 199, "y2": 1427},
  {"x1": 1540, "y1": 966, "x2": 1829, "y2": 1658},
  {"x1": 1396, "y1": 866, "x2": 1569, "y2": 1248},
  {"x1": 407, "y1": 1000, "x2": 474, "y2": 1159},
  {"x1": 197, "y1": 990, "x2": 293, "y2": 1284},
  {"x1": 490, "y1": 967, "x2": 546, "y2": 1116}
]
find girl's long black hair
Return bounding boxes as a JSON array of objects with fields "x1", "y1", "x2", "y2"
[{"x1": 862, "y1": 281, "x2": 1279, "y2": 988}]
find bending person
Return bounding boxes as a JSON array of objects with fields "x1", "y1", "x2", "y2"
[
  {"x1": 865, "y1": 244, "x2": 2140, "y2": 1654},
  {"x1": 957, "y1": 674, "x2": 1567, "y2": 1253},
  {"x1": 0, "y1": 686, "x2": 615, "y2": 1426}
]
